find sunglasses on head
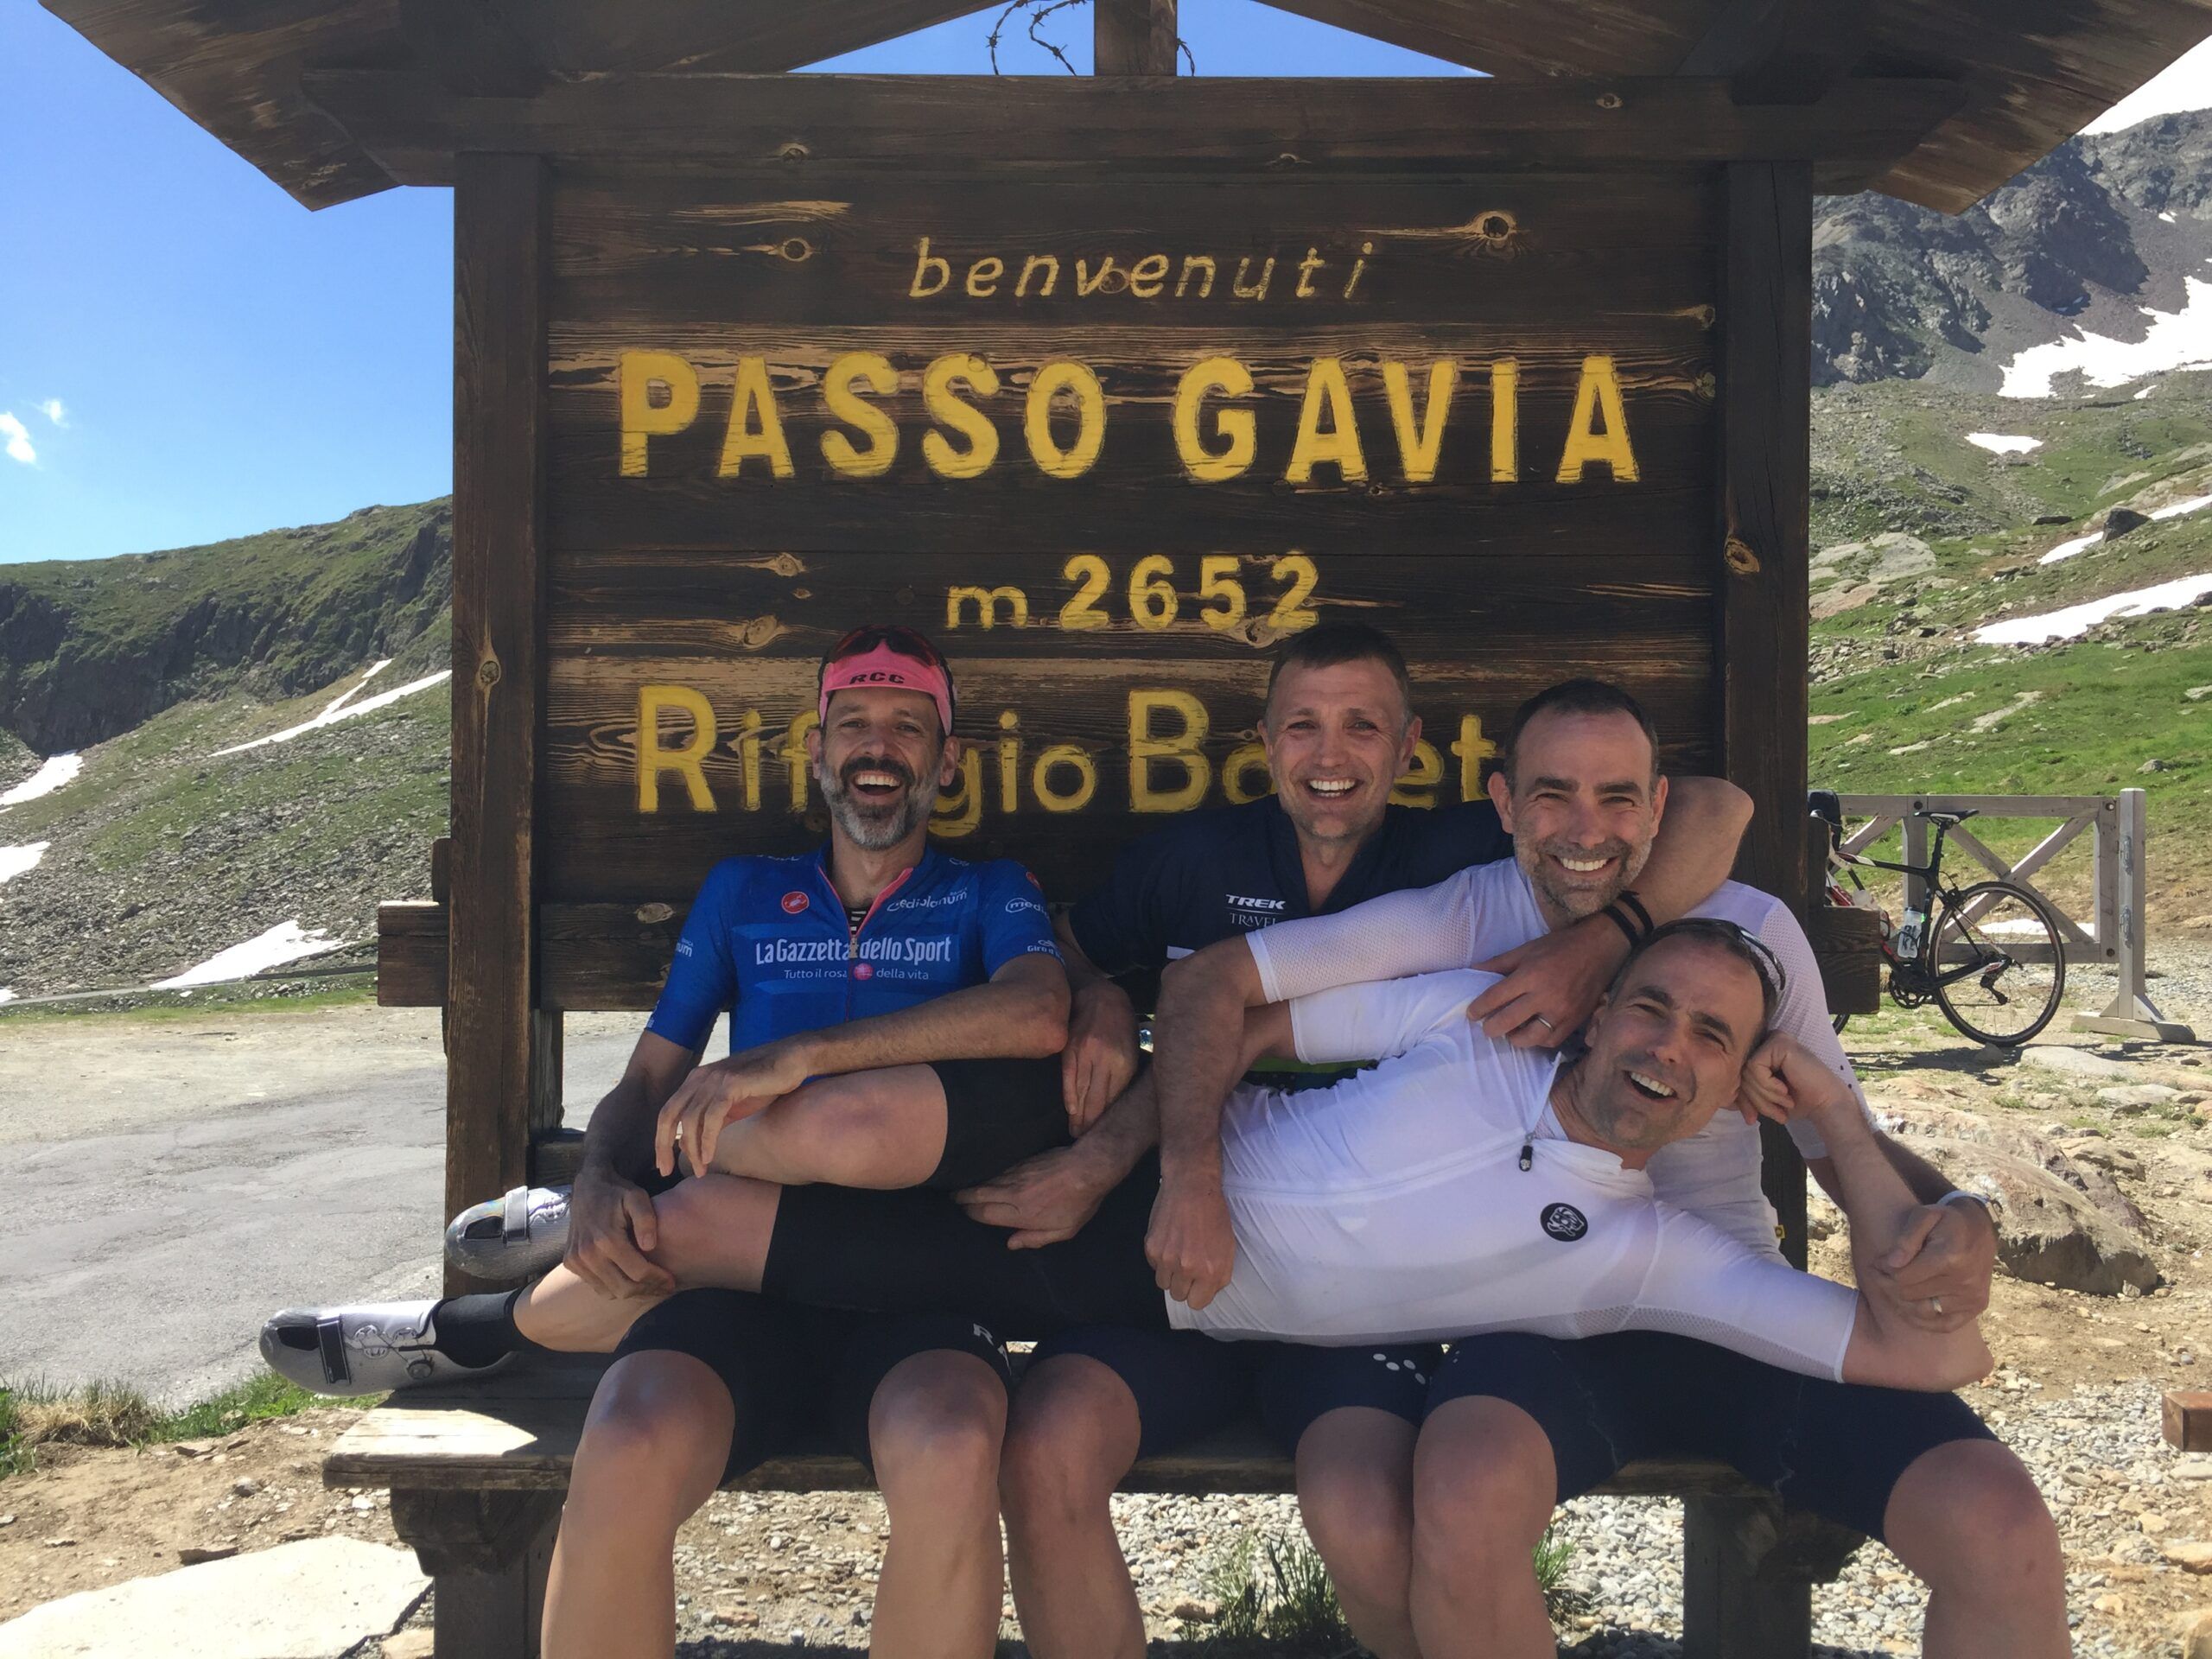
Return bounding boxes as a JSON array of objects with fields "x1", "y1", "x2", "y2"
[{"x1": 823, "y1": 624, "x2": 946, "y2": 670}]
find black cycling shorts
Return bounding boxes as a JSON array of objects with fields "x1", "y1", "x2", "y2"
[
  {"x1": 925, "y1": 1055, "x2": 1071, "y2": 1190},
  {"x1": 762, "y1": 1155, "x2": 1166, "y2": 1341},
  {"x1": 1424, "y1": 1329, "x2": 1999, "y2": 1541},
  {"x1": 613, "y1": 1288, "x2": 1012, "y2": 1484},
  {"x1": 1033, "y1": 1324, "x2": 1441, "y2": 1459}
]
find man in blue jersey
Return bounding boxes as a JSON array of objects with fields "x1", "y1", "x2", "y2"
[
  {"x1": 264, "y1": 624, "x2": 1071, "y2": 1659},
  {"x1": 952, "y1": 627, "x2": 1759, "y2": 1659}
]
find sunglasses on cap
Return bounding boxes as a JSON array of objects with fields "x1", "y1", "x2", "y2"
[{"x1": 821, "y1": 624, "x2": 948, "y2": 671}]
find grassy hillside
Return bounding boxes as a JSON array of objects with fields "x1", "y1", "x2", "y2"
[
  {"x1": 1808, "y1": 372, "x2": 2212, "y2": 923},
  {"x1": 0, "y1": 645, "x2": 448, "y2": 997},
  {"x1": 0, "y1": 499, "x2": 450, "y2": 754}
]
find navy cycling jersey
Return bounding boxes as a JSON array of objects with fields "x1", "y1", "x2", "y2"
[
  {"x1": 648, "y1": 846, "x2": 1063, "y2": 1055},
  {"x1": 1067, "y1": 794, "x2": 1511, "y2": 976}
]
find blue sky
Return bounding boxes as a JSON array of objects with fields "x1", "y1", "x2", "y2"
[{"x1": 0, "y1": 2, "x2": 1470, "y2": 565}]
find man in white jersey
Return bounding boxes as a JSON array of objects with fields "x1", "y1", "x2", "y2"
[{"x1": 1143, "y1": 681, "x2": 2063, "y2": 1659}]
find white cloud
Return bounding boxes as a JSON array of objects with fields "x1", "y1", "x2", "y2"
[
  {"x1": 2084, "y1": 37, "x2": 2212, "y2": 134},
  {"x1": 36, "y1": 399, "x2": 66, "y2": 427},
  {"x1": 0, "y1": 413, "x2": 34, "y2": 467}
]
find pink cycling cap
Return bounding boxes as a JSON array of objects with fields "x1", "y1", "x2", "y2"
[{"x1": 817, "y1": 625, "x2": 956, "y2": 735}]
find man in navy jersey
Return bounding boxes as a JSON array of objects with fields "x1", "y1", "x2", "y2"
[
  {"x1": 956, "y1": 626, "x2": 1758, "y2": 1659},
  {"x1": 264, "y1": 624, "x2": 1072, "y2": 1659}
]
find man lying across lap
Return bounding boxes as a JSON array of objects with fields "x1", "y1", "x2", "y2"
[
  {"x1": 510, "y1": 923, "x2": 1996, "y2": 1403},
  {"x1": 954, "y1": 632, "x2": 1753, "y2": 1659},
  {"x1": 262, "y1": 624, "x2": 1071, "y2": 1659},
  {"x1": 1141, "y1": 679, "x2": 2064, "y2": 1659}
]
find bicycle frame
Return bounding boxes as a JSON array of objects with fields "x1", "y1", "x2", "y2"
[{"x1": 1827, "y1": 817, "x2": 2009, "y2": 992}]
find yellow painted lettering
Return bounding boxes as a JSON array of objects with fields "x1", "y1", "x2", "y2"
[
  {"x1": 1285, "y1": 358, "x2": 1365, "y2": 485},
  {"x1": 782, "y1": 711, "x2": 818, "y2": 811},
  {"x1": 1128, "y1": 254, "x2": 1170, "y2": 298},
  {"x1": 1382, "y1": 359, "x2": 1457, "y2": 485},
  {"x1": 1024, "y1": 360, "x2": 1106, "y2": 480},
  {"x1": 1128, "y1": 689, "x2": 1211, "y2": 811},
  {"x1": 1198, "y1": 555, "x2": 1246, "y2": 631},
  {"x1": 820, "y1": 352, "x2": 899, "y2": 479},
  {"x1": 931, "y1": 749, "x2": 983, "y2": 837},
  {"x1": 1223, "y1": 742, "x2": 1272, "y2": 804},
  {"x1": 1266, "y1": 553, "x2": 1320, "y2": 632},
  {"x1": 1017, "y1": 254, "x2": 1060, "y2": 297},
  {"x1": 1059, "y1": 554, "x2": 1110, "y2": 631},
  {"x1": 1075, "y1": 255, "x2": 1125, "y2": 296},
  {"x1": 1128, "y1": 554, "x2": 1179, "y2": 631},
  {"x1": 636, "y1": 683, "x2": 716, "y2": 813},
  {"x1": 738, "y1": 707, "x2": 763, "y2": 810},
  {"x1": 1451, "y1": 714, "x2": 1498, "y2": 801},
  {"x1": 947, "y1": 585, "x2": 1029, "y2": 630},
  {"x1": 618, "y1": 352, "x2": 700, "y2": 477},
  {"x1": 965, "y1": 256, "x2": 1005, "y2": 298},
  {"x1": 921, "y1": 353, "x2": 1001, "y2": 480},
  {"x1": 1032, "y1": 743, "x2": 1097, "y2": 812},
  {"x1": 1231, "y1": 257, "x2": 1274, "y2": 301},
  {"x1": 1294, "y1": 246, "x2": 1327, "y2": 298},
  {"x1": 995, "y1": 710, "x2": 1021, "y2": 813},
  {"x1": 1389, "y1": 740, "x2": 1443, "y2": 808},
  {"x1": 718, "y1": 357, "x2": 795, "y2": 478},
  {"x1": 909, "y1": 236, "x2": 950, "y2": 297},
  {"x1": 1173, "y1": 358, "x2": 1255, "y2": 483},
  {"x1": 1176, "y1": 256, "x2": 1217, "y2": 299},
  {"x1": 1342, "y1": 241, "x2": 1373, "y2": 300},
  {"x1": 1490, "y1": 358, "x2": 1520, "y2": 483},
  {"x1": 1555, "y1": 354, "x2": 1639, "y2": 483}
]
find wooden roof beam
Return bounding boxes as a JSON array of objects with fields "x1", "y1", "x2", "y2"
[
  {"x1": 400, "y1": 0, "x2": 549, "y2": 99},
  {"x1": 1674, "y1": 0, "x2": 1868, "y2": 105},
  {"x1": 299, "y1": 69, "x2": 1964, "y2": 190},
  {"x1": 498, "y1": 1, "x2": 995, "y2": 76}
]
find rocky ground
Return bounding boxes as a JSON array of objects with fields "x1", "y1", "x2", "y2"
[{"x1": 4, "y1": 951, "x2": 2212, "y2": 1656}]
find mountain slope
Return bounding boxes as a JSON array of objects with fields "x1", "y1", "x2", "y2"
[
  {"x1": 1815, "y1": 111, "x2": 2212, "y2": 390},
  {"x1": 0, "y1": 500, "x2": 451, "y2": 754}
]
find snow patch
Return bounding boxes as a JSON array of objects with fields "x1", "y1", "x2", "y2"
[
  {"x1": 2164, "y1": 212, "x2": 2181, "y2": 225},
  {"x1": 152, "y1": 921, "x2": 345, "y2": 988},
  {"x1": 1967, "y1": 433, "x2": 2042, "y2": 454},
  {"x1": 2040, "y1": 492, "x2": 2212, "y2": 563},
  {"x1": 2137, "y1": 384, "x2": 2161, "y2": 400},
  {"x1": 0, "y1": 842, "x2": 50, "y2": 883},
  {"x1": 2000, "y1": 274, "x2": 2212, "y2": 397},
  {"x1": 1974, "y1": 572, "x2": 2212, "y2": 644},
  {"x1": 1, "y1": 753, "x2": 82, "y2": 806},
  {"x1": 214, "y1": 665, "x2": 450, "y2": 756},
  {"x1": 0, "y1": 988, "x2": 13, "y2": 1006},
  {"x1": 1969, "y1": 691, "x2": 2040, "y2": 731}
]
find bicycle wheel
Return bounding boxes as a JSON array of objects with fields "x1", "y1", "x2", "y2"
[{"x1": 1929, "y1": 882, "x2": 2066, "y2": 1047}]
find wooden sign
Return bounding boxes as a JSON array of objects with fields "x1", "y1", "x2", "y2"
[{"x1": 541, "y1": 168, "x2": 1720, "y2": 902}]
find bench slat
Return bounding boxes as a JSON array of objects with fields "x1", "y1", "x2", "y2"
[{"x1": 325, "y1": 1358, "x2": 1769, "y2": 1500}]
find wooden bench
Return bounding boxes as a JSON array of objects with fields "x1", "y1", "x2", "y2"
[{"x1": 328, "y1": 1352, "x2": 1865, "y2": 1659}]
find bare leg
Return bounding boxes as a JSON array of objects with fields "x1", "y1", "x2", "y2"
[
  {"x1": 709, "y1": 1065, "x2": 950, "y2": 1190},
  {"x1": 542, "y1": 1351, "x2": 732, "y2": 1659},
  {"x1": 1294, "y1": 1409, "x2": 1421, "y2": 1659},
  {"x1": 1000, "y1": 1355, "x2": 1147, "y2": 1659},
  {"x1": 513, "y1": 1175, "x2": 782, "y2": 1352},
  {"x1": 869, "y1": 1351, "x2": 1012, "y2": 1659},
  {"x1": 1884, "y1": 1439, "x2": 2069, "y2": 1659},
  {"x1": 1407, "y1": 1396, "x2": 1560, "y2": 1659}
]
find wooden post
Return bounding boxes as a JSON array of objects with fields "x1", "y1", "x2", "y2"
[
  {"x1": 1701, "y1": 160, "x2": 1823, "y2": 1659},
  {"x1": 391, "y1": 1489, "x2": 561, "y2": 1659},
  {"x1": 1717, "y1": 159, "x2": 1814, "y2": 1272},
  {"x1": 1095, "y1": 0, "x2": 1178, "y2": 74},
  {"x1": 448, "y1": 152, "x2": 562, "y2": 1294}
]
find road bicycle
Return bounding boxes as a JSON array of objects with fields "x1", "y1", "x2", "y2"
[{"x1": 1811, "y1": 792, "x2": 2068, "y2": 1047}]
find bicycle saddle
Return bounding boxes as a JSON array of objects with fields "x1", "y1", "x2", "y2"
[{"x1": 1923, "y1": 809, "x2": 1979, "y2": 825}]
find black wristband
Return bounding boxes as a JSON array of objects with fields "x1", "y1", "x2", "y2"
[
  {"x1": 1599, "y1": 903, "x2": 1642, "y2": 946},
  {"x1": 1616, "y1": 889, "x2": 1655, "y2": 936}
]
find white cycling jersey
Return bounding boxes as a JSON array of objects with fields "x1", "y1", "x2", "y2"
[
  {"x1": 1244, "y1": 861, "x2": 1875, "y2": 1260},
  {"x1": 1168, "y1": 969, "x2": 1859, "y2": 1382}
]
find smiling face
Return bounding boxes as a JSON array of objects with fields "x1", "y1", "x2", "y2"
[
  {"x1": 808, "y1": 686, "x2": 957, "y2": 852},
  {"x1": 1259, "y1": 658, "x2": 1422, "y2": 850},
  {"x1": 1560, "y1": 933, "x2": 1769, "y2": 1162},
  {"x1": 1488, "y1": 708, "x2": 1667, "y2": 926}
]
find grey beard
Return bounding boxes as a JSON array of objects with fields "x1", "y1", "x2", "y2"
[{"x1": 821, "y1": 766, "x2": 938, "y2": 850}]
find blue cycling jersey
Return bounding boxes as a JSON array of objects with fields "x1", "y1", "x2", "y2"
[{"x1": 646, "y1": 845, "x2": 1063, "y2": 1055}]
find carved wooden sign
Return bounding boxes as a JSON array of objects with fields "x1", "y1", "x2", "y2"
[{"x1": 542, "y1": 168, "x2": 1719, "y2": 901}]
